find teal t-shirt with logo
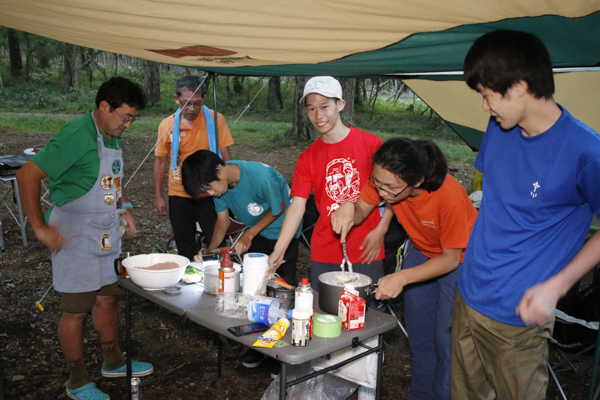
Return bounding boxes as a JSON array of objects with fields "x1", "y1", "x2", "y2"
[{"x1": 214, "y1": 160, "x2": 301, "y2": 240}]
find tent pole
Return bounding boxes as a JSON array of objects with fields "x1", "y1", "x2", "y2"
[{"x1": 212, "y1": 72, "x2": 219, "y2": 151}]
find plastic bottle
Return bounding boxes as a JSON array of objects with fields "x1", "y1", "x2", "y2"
[
  {"x1": 247, "y1": 296, "x2": 293, "y2": 325},
  {"x1": 215, "y1": 293, "x2": 292, "y2": 324}
]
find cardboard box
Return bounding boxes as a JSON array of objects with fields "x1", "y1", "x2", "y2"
[{"x1": 338, "y1": 287, "x2": 365, "y2": 330}]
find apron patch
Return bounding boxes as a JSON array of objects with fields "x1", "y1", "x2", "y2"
[
  {"x1": 101, "y1": 233, "x2": 112, "y2": 251},
  {"x1": 104, "y1": 192, "x2": 115, "y2": 206},
  {"x1": 114, "y1": 176, "x2": 121, "y2": 189},
  {"x1": 112, "y1": 159, "x2": 121, "y2": 174},
  {"x1": 116, "y1": 189, "x2": 122, "y2": 209},
  {"x1": 101, "y1": 174, "x2": 114, "y2": 190}
]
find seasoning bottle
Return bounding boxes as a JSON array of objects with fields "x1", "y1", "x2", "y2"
[
  {"x1": 291, "y1": 308, "x2": 311, "y2": 347},
  {"x1": 218, "y1": 247, "x2": 236, "y2": 293}
]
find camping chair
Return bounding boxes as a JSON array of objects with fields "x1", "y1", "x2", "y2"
[
  {"x1": 547, "y1": 308, "x2": 600, "y2": 400},
  {"x1": 225, "y1": 217, "x2": 247, "y2": 265},
  {"x1": 194, "y1": 215, "x2": 247, "y2": 265}
]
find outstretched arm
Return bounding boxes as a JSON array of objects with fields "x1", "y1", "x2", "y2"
[
  {"x1": 331, "y1": 197, "x2": 376, "y2": 243},
  {"x1": 270, "y1": 197, "x2": 307, "y2": 266},
  {"x1": 376, "y1": 247, "x2": 462, "y2": 300},
  {"x1": 236, "y1": 200, "x2": 284, "y2": 255}
]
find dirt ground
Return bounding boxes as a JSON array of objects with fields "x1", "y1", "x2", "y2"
[{"x1": 0, "y1": 124, "x2": 594, "y2": 399}]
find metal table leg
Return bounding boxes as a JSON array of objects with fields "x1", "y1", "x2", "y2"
[
  {"x1": 11, "y1": 178, "x2": 26, "y2": 246},
  {"x1": 126, "y1": 288, "x2": 132, "y2": 400},
  {"x1": 279, "y1": 362, "x2": 287, "y2": 400},
  {"x1": 376, "y1": 334, "x2": 383, "y2": 400}
]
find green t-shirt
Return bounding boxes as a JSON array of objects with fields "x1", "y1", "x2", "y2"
[{"x1": 32, "y1": 110, "x2": 122, "y2": 206}]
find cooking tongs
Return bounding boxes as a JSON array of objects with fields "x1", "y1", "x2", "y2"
[{"x1": 338, "y1": 242, "x2": 357, "y2": 284}]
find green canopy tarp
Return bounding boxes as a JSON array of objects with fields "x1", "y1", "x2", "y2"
[{"x1": 1, "y1": 0, "x2": 599, "y2": 149}]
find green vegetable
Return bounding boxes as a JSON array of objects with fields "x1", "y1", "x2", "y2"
[{"x1": 185, "y1": 266, "x2": 203, "y2": 276}]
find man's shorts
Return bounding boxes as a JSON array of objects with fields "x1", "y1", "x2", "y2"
[{"x1": 60, "y1": 283, "x2": 122, "y2": 313}]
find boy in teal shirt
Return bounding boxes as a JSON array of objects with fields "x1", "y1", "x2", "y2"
[{"x1": 181, "y1": 149, "x2": 301, "y2": 286}]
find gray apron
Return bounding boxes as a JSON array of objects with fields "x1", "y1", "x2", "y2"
[{"x1": 49, "y1": 124, "x2": 125, "y2": 293}]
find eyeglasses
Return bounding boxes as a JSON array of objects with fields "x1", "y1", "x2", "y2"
[
  {"x1": 369, "y1": 175, "x2": 410, "y2": 198},
  {"x1": 178, "y1": 97, "x2": 204, "y2": 109},
  {"x1": 112, "y1": 108, "x2": 139, "y2": 123}
]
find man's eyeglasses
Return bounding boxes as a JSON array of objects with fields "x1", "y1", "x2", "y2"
[
  {"x1": 112, "y1": 108, "x2": 139, "y2": 123},
  {"x1": 369, "y1": 175, "x2": 410, "y2": 198},
  {"x1": 178, "y1": 97, "x2": 204, "y2": 109}
]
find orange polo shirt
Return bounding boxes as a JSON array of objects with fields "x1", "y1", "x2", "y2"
[
  {"x1": 155, "y1": 108, "x2": 234, "y2": 198},
  {"x1": 361, "y1": 174, "x2": 477, "y2": 261}
]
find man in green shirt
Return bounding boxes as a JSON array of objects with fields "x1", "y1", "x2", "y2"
[{"x1": 17, "y1": 77, "x2": 152, "y2": 400}]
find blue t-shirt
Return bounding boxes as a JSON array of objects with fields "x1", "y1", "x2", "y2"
[
  {"x1": 459, "y1": 105, "x2": 600, "y2": 326},
  {"x1": 214, "y1": 160, "x2": 302, "y2": 240}
]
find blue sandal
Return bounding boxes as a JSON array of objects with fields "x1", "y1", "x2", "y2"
[
  {"x1": 101, "y1": 361, "x2": 154, "y2": 378},
  {"x1": 66, "y1": 382, "x2": 110, "y2": 400}
]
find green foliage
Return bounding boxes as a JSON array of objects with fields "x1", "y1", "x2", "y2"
[
  {"x1": 229, "y1": 120, "x2": 304, "y2": 150},
  {"x1": 0, "y1": 54, "x2": 474, "y2": 165}
]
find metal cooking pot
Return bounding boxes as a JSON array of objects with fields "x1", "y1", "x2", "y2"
[
  {"x1": 202, "y1": 260, "x2": 242, "y2": 294},
  {"x1": 318, "y1": 271, "x2": 376, "y2": 315}
]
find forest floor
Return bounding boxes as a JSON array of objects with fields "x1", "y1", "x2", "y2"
[{"x1": 0, "y1": 124, "x2": 594, "y2": 399}]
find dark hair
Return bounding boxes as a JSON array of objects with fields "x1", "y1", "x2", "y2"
[
  {"x1": 175, "y1": 75, "x2": 208, "y2": 97},
  {"x1": 182, "y1": 150, "x2": 225, "y2": 198},
  {"x1": 464, "y1": 30, "x2": 554, "y2": 99},
  {"x1": 95, "y1": 76, "x2": 146, "y2": 110},
  {"x1": 373, "y1": 138, "x2": 447, "y2": 192}
]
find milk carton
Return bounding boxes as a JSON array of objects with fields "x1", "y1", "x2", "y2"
[{"x1": 338, "y1": 287, "x2": 365, "y2": 330}]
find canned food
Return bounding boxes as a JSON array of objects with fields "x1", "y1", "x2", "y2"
[{"x1": 131, "y1": 377, "x2": 141, "y2": 400}]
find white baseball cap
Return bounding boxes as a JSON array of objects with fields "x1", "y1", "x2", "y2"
[{"x1": 300, "y1": 76, "x2": 343, "y2": 103}]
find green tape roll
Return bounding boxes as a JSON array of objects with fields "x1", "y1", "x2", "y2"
[{"x1": 313, "y1": 314, "x2": 342, "y2": 338}]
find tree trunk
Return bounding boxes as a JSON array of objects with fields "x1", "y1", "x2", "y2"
[
  {"x1": 293, "y1": 76, "x2": 312, "y2": 139},
  {"x1": 339, "y1": 78, "x2": 356, "y2": 126},
  {"x1": 233, "y1": 76, "x2": 244, "y2": 94},
  {"x1": 7, "y1": 29, "x2": 23, "y2": 79},
  {"x1": 266, "y1": 77, "x2": 283, "y2": 112},
  {"x1": 143, "y1": 60, "x2": 161, "y2": 105},
  {"x1": 354, "y1": 79, "x2": 363, "y2": 106},
  {"x1": 62, "y1": 43, "x2": 78, "y2": 90}
]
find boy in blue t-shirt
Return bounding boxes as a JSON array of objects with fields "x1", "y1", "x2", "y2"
[
  {"x1": 181, "y1": 149, "x2": 301, "y2": 286},
  {"x1": 452, "y1": 30, "x2": 600, "y2": 400}
]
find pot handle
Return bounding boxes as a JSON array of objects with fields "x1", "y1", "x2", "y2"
[{"x1": 366, "y1": 283, "x2": 378, "y2": 296}]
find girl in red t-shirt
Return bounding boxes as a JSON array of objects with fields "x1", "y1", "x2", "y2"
[{"x1": 332, "y1": 138, "x2": 477, "y2": 400}]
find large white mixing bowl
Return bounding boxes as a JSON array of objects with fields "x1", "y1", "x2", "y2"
[{"x1": 122, "y1": 254, "x2": 189, "y2": 290}]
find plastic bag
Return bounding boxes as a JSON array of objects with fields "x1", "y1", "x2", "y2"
[
  {"x1": 261, "y1": 361, "x2": 358, "y2": 400},
  {"x1": 311, "y1": 336, "x2": 379, "y2": 388}
]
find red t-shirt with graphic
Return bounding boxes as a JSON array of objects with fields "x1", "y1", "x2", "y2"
[{"x1": 291, "y1": 127, "x2": 384, "y2": 263}]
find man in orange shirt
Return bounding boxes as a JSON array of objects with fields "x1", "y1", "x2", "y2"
[
  {"x1": 332, "y1": 138, "x2": 477, "y2": 400},
  {"x1": 154, "y1": 76, "x2": 234, "y2": 259}
]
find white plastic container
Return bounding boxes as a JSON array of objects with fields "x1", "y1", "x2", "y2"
[{"x1": 242, "y1": 253, "x2": 270, "y2": 296}]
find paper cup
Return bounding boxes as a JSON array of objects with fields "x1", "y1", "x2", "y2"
[{"x1": 242, "y1": 253, "x2": 269, "y2": 296}]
